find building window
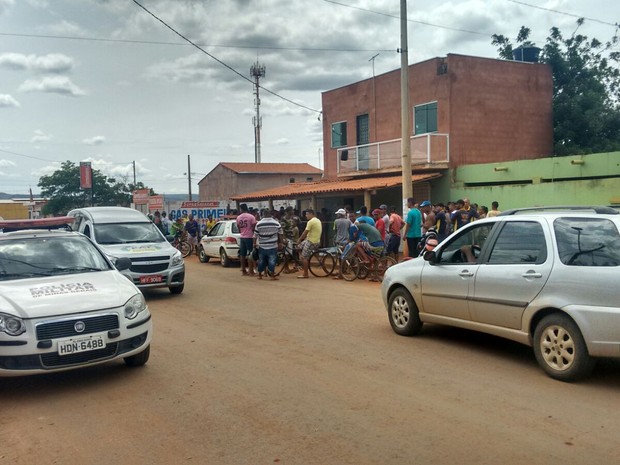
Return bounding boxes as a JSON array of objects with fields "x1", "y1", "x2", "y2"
[
  {"x1": 414, "y1": 102, "x2": 437, "y2": 135},
  {"x1": 331, "y1": 121, "x2": 347, "y2": 148}
]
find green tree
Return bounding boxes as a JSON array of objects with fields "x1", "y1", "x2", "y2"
[
  {"x1": 38, "y1": 161, "x2": 155, "y2": 216},
  {"x1": 492, "y1": 20, "x2": 620, "y2": 155}
]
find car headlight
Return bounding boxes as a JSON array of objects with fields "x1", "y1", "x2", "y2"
[
  {"x1": 0, "y1": 312, "x2": 26, "y2": 336},
  {"x1": 171, "y1": 250, "x2": 184, "y2": 266},
  {"x1": 124, "y1": 293, "x2": 147, "y2": 320}
]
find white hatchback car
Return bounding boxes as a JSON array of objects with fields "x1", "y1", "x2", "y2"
[
  {"x1": 382, "y1": 206, "x2": 620, "y2": 382},
  {"x1": 0, "y1": 217, "x2": 152, "y2": 376},
  {"x1": 198, "y1": 220, "x2": 241, "y2": 267}
]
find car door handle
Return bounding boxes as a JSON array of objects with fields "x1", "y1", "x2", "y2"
[
  {"x1": 459, "y1": 270, "x2": 474, "y2": 277},
  {"x1": 522, "y1": 271, "x2": 542, "y2": 278}
]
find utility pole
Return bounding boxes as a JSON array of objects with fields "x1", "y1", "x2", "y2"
[
  {"x1": 399, "y1": 0, "x2": 412, "y2": 214},
  {"x1": 251, "y1": 60, "x2": 266, "y2": 163},
  {"x1": 132, "y1": 160, "x2": 136, "y2": 186},
  {"x1": 187, "y1": 154, "x2": 192, "y2": 201}
]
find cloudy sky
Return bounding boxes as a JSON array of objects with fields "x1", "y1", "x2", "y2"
[{"x1": 1, "y1": 0, "x2": 618, "y2": 196}]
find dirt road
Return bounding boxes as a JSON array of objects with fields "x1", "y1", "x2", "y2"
[{"x1": 2, "y1": 257, "x2": 620, "y2": 465}]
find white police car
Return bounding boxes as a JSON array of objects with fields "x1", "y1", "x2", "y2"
[{"x1": 0, "y1": 217, "x2": 152, "y2": 376}]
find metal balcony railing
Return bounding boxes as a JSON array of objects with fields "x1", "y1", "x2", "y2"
[{"x1": 336, "y1": 133, "x2": 450, "y2": 174}]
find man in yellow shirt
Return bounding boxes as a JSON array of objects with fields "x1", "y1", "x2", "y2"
[{"x1": 296, "y1": 208, "x2": 322, "y2": 278}]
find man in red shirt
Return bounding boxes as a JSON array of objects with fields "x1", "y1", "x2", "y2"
[{"x1": 372, "y1": 209, "x2": 386, "y2": 241}]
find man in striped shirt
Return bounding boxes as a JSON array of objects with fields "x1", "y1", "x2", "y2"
[{"x1": 253, "y1": 209, "x2": 284, "y2": 280}]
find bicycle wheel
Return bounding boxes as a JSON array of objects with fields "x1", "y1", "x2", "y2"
[
  {"x1": 309, "y1": 250, "x2": 336, "y2": 277},
  {"x1": 273, "y1": 250, "x2": 287, "y2": 276},
  {"x1": 178, "y1": 240, "x2": 192, "y2": 258},
  {"x1": 340, "y1": 255, "x2": 360, "y2": 281},
  {"x1": 374, "y1": 255, "x2": 397, "y2": 282}
]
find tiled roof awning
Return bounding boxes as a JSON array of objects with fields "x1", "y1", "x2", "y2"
[{"x1": 231, "y1": 173, "x2": 442, "y2": 202}]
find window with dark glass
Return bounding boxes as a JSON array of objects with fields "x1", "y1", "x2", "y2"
[
  {"x1": 554, "y1": 218, "x2": 620, "y2": 266},
  {"x1": 414, "y1": 102, "x2": 438, "y2": 135},
  {"x1": 488, "y1": 222, "x2": 547, "y2": 264},
  {"x1": 331, "y1": 121, "x2": 347, "y2": 148}
]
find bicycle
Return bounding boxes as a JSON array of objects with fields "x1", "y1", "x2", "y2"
[
  {"x1": 172, "y1": 231, "x2": 192, "y2": 258},
  {"x1": 339, "y1": 243, "x2": 397, "y2": 282},
  {"x1": 273, "y1": 240, "x2": 336, "y2": 277}
]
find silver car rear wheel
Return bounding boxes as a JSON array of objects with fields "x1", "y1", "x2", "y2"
[
  {"x1": 388, "y1": 287, "x2": 423, "y2": 336},
  {"x1": 533, "y1": 314, "x2": 595, "y2": 382}
]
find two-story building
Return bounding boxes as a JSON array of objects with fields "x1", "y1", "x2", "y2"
[
  {"x1": 233, "y1": 53, "x2": 554, "y2": 211},
  {"x1": 321, "y1": 53, "x2": 553, "y2": 206}
]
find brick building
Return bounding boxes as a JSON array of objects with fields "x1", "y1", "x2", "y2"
[
  {"x1": 321, "y1": 54, "x2": 553, "y2": 184},
  {"x1": 198, "y1": 162, "x2": 322, "y2": 205}
]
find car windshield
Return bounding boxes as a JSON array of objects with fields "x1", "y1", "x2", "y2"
[
  {"x1": 95, "y1": 222, "x2": 165, "y2": 245},
  {"x1": 0, "y1": 236, "x2": 112, "y2": 280}
]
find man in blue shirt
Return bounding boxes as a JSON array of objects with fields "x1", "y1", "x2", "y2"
[
  {"x1": 355, "y1": 206, "x2": 375, "y2": 226},
  {"x1": 403, "y1": 198, "x2": 422, "y2": 258}
]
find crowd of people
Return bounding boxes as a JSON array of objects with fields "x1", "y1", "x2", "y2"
[{"x1": 148, "y1": 197, "x2": 499, "y2": 280}]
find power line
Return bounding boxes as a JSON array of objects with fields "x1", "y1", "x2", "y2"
[
  {"x1": 323, "y1": 0, "x2": 618, "y2": 37},
  {"x1": 0, "y1": 148, "x2": 56, "y2": 162},
  {"x1": 322, "y1": 0, "x2": 490, "y2": 37},
  {"x1": 131, "y1": 0, "x2": 321, "y2": 115},
  {"x1": 505, "y1": 0, "x2": 618, "y2": 27},
  {"x1": 0, "y1": 32, "x2": 393, "y2": 53}
]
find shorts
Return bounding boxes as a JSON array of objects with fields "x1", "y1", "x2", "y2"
[
  {"x1": 386, "y1": 234, "x2": 401, "y2": 254},
  {"x1": 187, "y1": 234, "x2": 198, "y2": 246},
  {"x1": 239, "y1": 238, "x2": 253, "y2": 257},
  {"x1": 300, "y1": 240, "x2": 319, "y2": 259}
]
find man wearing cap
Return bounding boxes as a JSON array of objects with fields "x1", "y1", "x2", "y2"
[
  {"x1": 380, "y1": 204, "x2": 389, "y2": 230},
  {"x1": 420, "y1": 200, "x2": 435, "y2": 235},
  {"x1": 372, "y1": 208, "x2": 386, "y2": 241},
  {"x1": 355, "y1": 206, "x2": 375, "y2": 227},
  {"x1": 333, "y1": 208, "x2": 350, "y2": 246}
]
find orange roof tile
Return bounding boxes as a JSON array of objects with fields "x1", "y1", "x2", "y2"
[
  {"x1": 219, "y1": 162, "x2": 322, "y2": 175},
  {"x1": 231, "y1": 173, "x2": 442, "y2": 201}
]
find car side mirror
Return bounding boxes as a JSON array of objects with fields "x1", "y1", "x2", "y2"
[
  {"x1": 115, "y1": 257, "x2": 132, "y2": 271},
  {"x1": 165, "y1": 234, "x2": 175, "y2": 243},
  {"x1": 423, "y1": 250, "x2": 437, "y2": 264}
]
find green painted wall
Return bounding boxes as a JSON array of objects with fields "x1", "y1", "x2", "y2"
[{"x1": 435, "y1": 151, "x2": 620, "y2": 209}]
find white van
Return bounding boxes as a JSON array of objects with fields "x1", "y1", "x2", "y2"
[{"x1": 68, "y1": 207, "x2": 185, "y2": 294}]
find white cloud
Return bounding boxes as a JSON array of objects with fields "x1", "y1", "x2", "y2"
[
  {"x1": 45, "y1": 20, "x2": 87, "y2": 37},
  {"x1": 0, "y1": 159, "x2": 16, "y2": 168},
  {"x1": 0, "y1": 94, "x2": 20, "y2": 108},
  {"x1": 31, "y1": 129, "x2": 52, "y2": 143},
  {"x1": 19, "y1": 76, "x2": 86, "y2": 96},
  {"x1": 0, "y1": 0, "x2": 14, "y2": 15},
  {"x1": 83, "y1": 136, "x2": 106, "y2": 146},
  {"x1": 32, "y1": 161, "x2": 61, "y2": 178},
  {"x1": 274, "y1": 138, "x2": 289, "y2": 145},
  {"x1": 0, "y1": 53, "x2": 74, "y2": 74}
]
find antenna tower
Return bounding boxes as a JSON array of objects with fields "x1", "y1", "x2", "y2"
[{"x1": 250, "y1": 60, "x2": 266, "y2": 163}]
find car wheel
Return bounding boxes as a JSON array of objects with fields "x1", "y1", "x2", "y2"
[
  {"x1": 220, "y1": 249, "x2": 230, "y2": 267},
  {"x1": 198, "y1": 246, "x2": 210, "y2": 263},
  {"x1": 388, "y1": 287, "x2": 423, "y2": 336},
  {"x1": 169, "y1": 283, "x2": 184, "y2": 294},
  {"x1": 533, "y1": 314, "x2": 595, "y2": 382},
  {"x1": 124, "y1": 345, "x2": 150, "y2": 367}
]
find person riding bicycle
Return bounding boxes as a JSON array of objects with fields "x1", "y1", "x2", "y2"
[{"x1": 171, "y1": 217, "x2": 184, "y2": 239}]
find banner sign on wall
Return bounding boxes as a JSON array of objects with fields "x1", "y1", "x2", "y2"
[
  {"x1": 133, "y1": 189, "x2": 150, "y2": 205},
  {"x1": 168, "y1": 200, "x2": 228, "y2": 220},
  {"x1": 148, "y1": 195, "x2": 164, "y2": 211}
]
